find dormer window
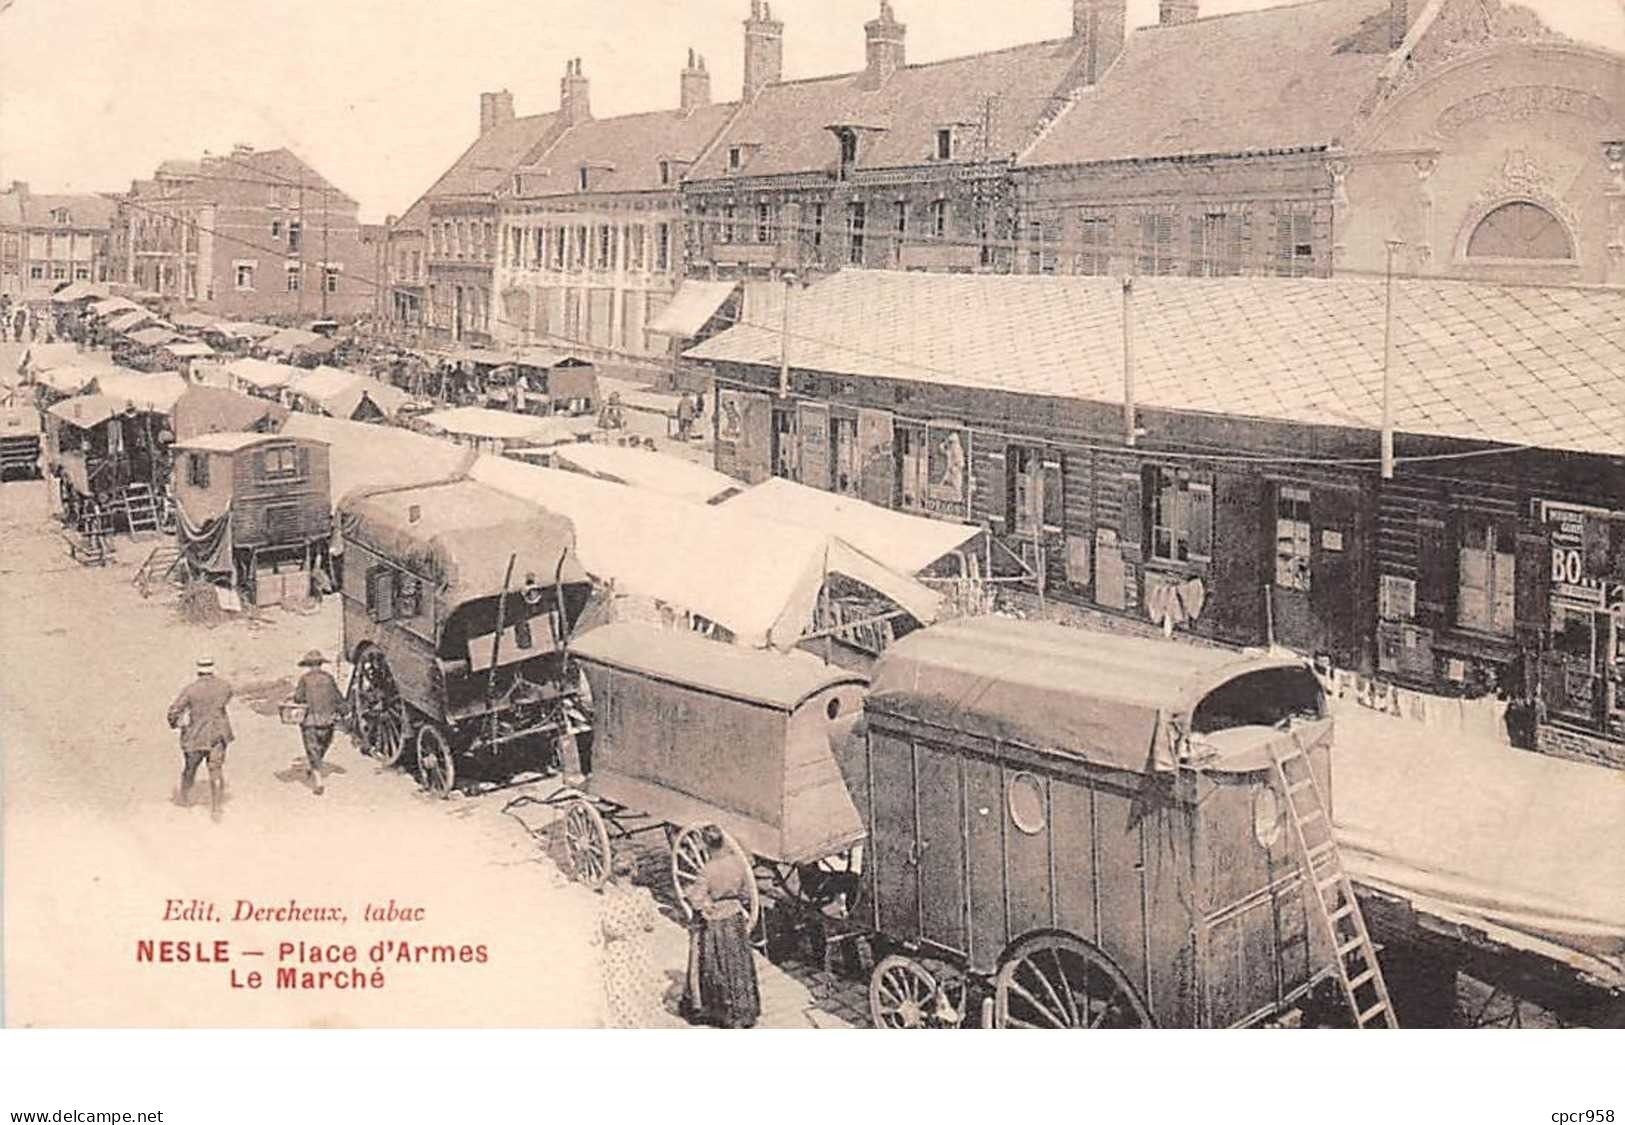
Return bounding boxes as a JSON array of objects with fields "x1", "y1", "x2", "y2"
[
  {"x1": 659, "y1": 160, "x2": 672, "y2": 186},
  {"x1": 836, "y1": 129, "x2": 858, "y2": 181},
  {"x1": 728, "y1": 147, "x2": 743, "y2": 171},
  {"x1": 51, "y1": 209, "x2": 70, "y2": 225},
  {"x1": 936, "y1": 129, "x2": 953, "y2": 161},
  {"x1": 578, "y1": 167, "x2": 590, "y2": 191}
]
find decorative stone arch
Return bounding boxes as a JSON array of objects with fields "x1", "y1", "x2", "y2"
[{"x1": 1454, "y1": 193, "x2": 1580, "y2": 268}]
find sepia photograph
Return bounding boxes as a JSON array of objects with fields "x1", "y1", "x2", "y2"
[{"x1": 1, "y1": 0, "x2": 1623, "y2": 1115}]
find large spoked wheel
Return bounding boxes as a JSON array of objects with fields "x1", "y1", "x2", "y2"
[
  {"x1": 416, "y1": 723, "x2": 457, "y2": 799},
  {"x1": 351, "y1": 649, "x2": 409, "y2": 767},
  {"x1": 563, "y1": 799, "x2": 610, "y2": 888},
  {"x1": 869, "y1": 954, "x2": 965, "y2": 1029},
  {"x1": 993, "y1": 933, "x2": 1155, "y2": 1029},
  {"x1": 671, "y1": 823, "x2": 761, "y2": 932}
]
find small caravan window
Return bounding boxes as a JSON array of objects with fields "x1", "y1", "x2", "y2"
[{"x1": 186, "y1": 453, "x2": 209, "y2": 488}]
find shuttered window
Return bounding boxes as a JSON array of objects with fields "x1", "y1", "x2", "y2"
[
  {"x1": 1457, "y1": 514, "x2": 1516, "y2": 636},
  {"x1": 1273, "y1": 210, "x2": 1315, "y2": 277},
  {"x1": 896, "y1": 425, "x2": 929, "y2": 512},
  {"x1": 1075, "y1": 216, "x2": 1109, "y2": 275},
  {"x1": 1192, "y1": 212, "x2": 1244, "y2": 277},
  {"x1": 1146, "y1": 465, "x2": 1213, "y2": 563},
  {"x1": 1138, "y1": 213, "x2": 1176, "y2": 276}
]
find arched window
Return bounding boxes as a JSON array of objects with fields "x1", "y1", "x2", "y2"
[{"x1": 1467, "y1": 202, "x2": 1573, "y2": 260}]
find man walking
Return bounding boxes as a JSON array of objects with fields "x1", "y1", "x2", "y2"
[
  {"x1": 166, "y1": 657, "x2": 235, "y2": 821},
  {"x1": 291, "y1": 650, "x2": 344, "y2": 795}
]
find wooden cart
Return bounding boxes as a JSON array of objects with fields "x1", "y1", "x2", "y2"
[
  {"x1": 555, "y1": 622, "x2": 870, "y2": 929},
  {"x1": 339, "y1": 478, "x2": 595, "y2": 796},
  {"x1": 851, "y1": 616, "x2": 1395, "y2": 1029}
]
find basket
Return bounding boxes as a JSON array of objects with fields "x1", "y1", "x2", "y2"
[{"x1": 278, "y1": 702, "x2": 308, "y2": 726}]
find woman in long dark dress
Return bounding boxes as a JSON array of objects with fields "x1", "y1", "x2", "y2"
[{"x1": 681, "y1": 825, "x2": 761, "y2": 1029}]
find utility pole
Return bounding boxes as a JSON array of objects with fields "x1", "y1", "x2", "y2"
[
  {"x1": 1122, "y1": 276, "x2": 1137, "y2": 448},
  {"x1": 321, "y1": 182, "x2": 330, "y2": 320},
  {"x1": 1380, "y1": 238, "x2": 1405, "y2": 480}
]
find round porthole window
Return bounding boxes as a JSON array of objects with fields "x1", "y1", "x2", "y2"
[
  {"x1": 1007, "y1": 772, "x2": 1046, "y2": 835},
  {"x1": 1253, "y1": 786, "x2": 1283, "y2": 849}
]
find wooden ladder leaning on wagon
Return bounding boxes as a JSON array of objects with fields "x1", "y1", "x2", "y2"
[{"x1": 1268, "y1": 734, "x2": 1399, "y2": 1029}]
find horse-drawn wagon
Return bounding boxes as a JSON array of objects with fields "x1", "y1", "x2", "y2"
[
  {"x1": 339, "y1": 477, "x2": 594, "y2": 794},
  {"x1": 555, "y1": 622, "x2": 870, "y2": 929}
]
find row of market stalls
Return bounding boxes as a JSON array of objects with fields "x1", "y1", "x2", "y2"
[
  {"x1": 388, "y1": 345, "x2": 600, "y2": 419},
  {"x1": 221, "y1": 357, "x2": 412, "y2": 422}
]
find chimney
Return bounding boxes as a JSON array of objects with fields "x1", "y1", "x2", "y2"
[
  {"x1": 480, "y1": 90, "x2": 516, "y2": 135},
  {"x1": 560, "y1": 58, "x2": 591, "y2": 126},
  {"x1": 742, "y1": 0, "x2": 784, "y2": 101},
  {"x1": 862, "y1": 2, "x2": 906, "y2": 91},
  {"x1": 1389, "y1": 0, "x2": 1419, "y2": 48},
  {"x1": 1072, "y1": 0, "x2": 1126, "y2": 85},
  {"x1": 1159, "y1": 1, "x2": 1197, "y2": 25},
  {"x1": 680, "y1": 49, "x2": 712, "y2": 113}
]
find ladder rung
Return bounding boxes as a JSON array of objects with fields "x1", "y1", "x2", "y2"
[
  {"x1": 1358, "y1": 1003, "x2": 1388, "y2": 1024},
  {"x1": 1297, "y1": 808, "x2": 1325, "y2": 826},
  {"x1": 1307, "y1": 842, "x2": 1336, "y2": 864},
  {"x1": 1348, "y1": 969, "x2": 1377, "y2": 990},
  {"x1": 1329, "y1": 904, "x2": 1356, "y2": 924},
  {"x1": 1288, "y1": 779, "x2": 1315, "y2": 795},
  {"x1": 1337, "y1": 937, "x2": 1364, "y2": 958},
  {"x1": 1317, "y1": 874, "x2": 1342, "y2": 894}
]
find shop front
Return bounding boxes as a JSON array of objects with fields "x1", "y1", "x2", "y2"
[{"x1": 1538, "y1": 500, "x2": 1625, "y2": 748}]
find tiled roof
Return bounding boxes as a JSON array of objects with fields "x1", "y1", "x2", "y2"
[
  {"x1": 687, "y1": 37, "x2": 1086, "y2": 182},
  {"x1": 12, "y1": 193, "x2": 117, "y2": 229},
  {"x1": 685, "y1": 270, "x2": 1625, "y2": 459},
  {"x1": 518, "y1": 102, "x2": 737, "y2": 197},
  {"x1": 1021, "y1": 0, "x2": 1392, "y2": 167},
  {"x1": 195, "y1": 148, "x2": 359, "y2": 207},
  {"x1": 398, "y1": 113, "x2": 563, "y2": 231}
]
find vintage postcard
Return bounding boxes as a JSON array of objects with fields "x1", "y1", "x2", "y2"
[{"x1": 2, "y1": 0, "x2": 1623, "y2": 1049}]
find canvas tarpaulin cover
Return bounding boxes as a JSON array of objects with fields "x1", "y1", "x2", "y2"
[
  {"x1": 176, "y1": 502, "x2": 233, "y2": 575},
  {"x1": 1332, "y1": 700, "x2": 1625, "y2": 989},
  {"x1": 279, "y1": 412, "x2": 474, "y2": 506},
  {"x1": 868, "y1": 616, "x2": 1317, "y2": 775},
  {"x1": 469, "y1": 454, "x2": 941, "y2": 650},
  {"x1": 339, "y1": 479, "x2": 586, "y2": 606}
]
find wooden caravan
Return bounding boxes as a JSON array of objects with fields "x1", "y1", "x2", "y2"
[
  {"x1": 339, "y1": 478, "x2": 594, "y2": 795},
  {"x1": 43, "y1": 372, "x2": 184, "y2": 535},
  {"x1": 511, "y1": 350, "x2": 598, "y2": 416},
  {"x1": 170, "y1": 431, "x2": 330, "y2": 602},
  {"x1": 560, "y1": 622, "x2": 869, "y2": 926},
  {"x1": 0, "y1": 403, "x2": 42, "y2": 481},
  {"x1": 854, "y1": 616, "x2": 1390, "y2": 1029}
]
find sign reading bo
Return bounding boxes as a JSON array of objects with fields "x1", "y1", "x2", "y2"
[{"x1": 1545, "y1": 501, "x2": 1625, "y2": 611}]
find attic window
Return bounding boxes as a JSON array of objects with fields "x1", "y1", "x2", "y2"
[
  {"x1": 51, "y1": 209, "x2": 71, "y2": 226},
  {"x1": 836, "y1": 129, "x2": 858, "y2": 181},
  {"x1": 728, "y1": 146, "x2": 743, "y2": 171},
  {"x1": 936, "y1": 129, "x2": 953, "y2": 161},
  {"x1": 659, "y1": 160, "x2": 671, "y2": 185},
  {"x1": 578, "y1": 167, "x2": 590, "y2": 191}
]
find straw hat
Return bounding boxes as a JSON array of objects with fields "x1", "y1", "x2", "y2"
[{"x1": 298, "y1": 650, "x2": 328, "y2": 668}]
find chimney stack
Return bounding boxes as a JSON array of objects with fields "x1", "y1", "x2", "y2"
[
  {"x1": 1159, "y1": 1, "x2": 1197, "y2": 25},
  {"x1": 1389, "y1": 0, "x2": 1419, "y2": 48},
  {"x1": 862, "y1": 2, "x2": 907, "y2": 91},
  {"x1": 1072, "y1": 0, "x2": 1127, "y2": 85},
  {"x1": 742, "y1": 0, "x2": 784, "y2": 101},
  {"x1": 479, "y1": 90, "x2": 516, "y2": 136},
  {"x1": 560, "y1": 59, "x2": 591, "y2": 126},
  {"x1": 680, "y1": 49, "x2": 712, "y2": 113}
]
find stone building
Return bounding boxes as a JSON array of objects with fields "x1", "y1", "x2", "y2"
[
  {"x1": 115, "y1": 147, "x2": 369, "y2": 320},
  {"x1": 492, "y1": 54, "x2": 736, "y2": 356},
  {"x1": 0, "y1": 182, "x2": 116, "y2": 299}
]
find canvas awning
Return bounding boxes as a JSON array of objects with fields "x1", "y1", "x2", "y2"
[
  {"x1": 647, "y1": 280, "x2": 737, "y2": 338},
  {"x1": 721, "y1": 477, "x2": 981, "y2": 575},
  {"x1": 279, "y1": 412, "x2": 474, "y2": 505},
  {"x1": 226, "y1": 357, "x2": 298, "y2": 390},
  {"x1": 230, "y1": 322, "x2": 280, "y2": 340},
  {"x1": 288, "y1": 365, "x2": 363, "y2": 408},
  {"x1": 468, "y1": 455, "x2": 942, "y2": 650},
  {"x1": 34, "y1": 362, "x2": 117, "y2": 395},
  {"x1": 88, "y1": 371, "x2": 188, "y2": 415},
  {"x1": 19, "y1": 343, "x2": 90, "y2": 376},
  {"x1": 90, "y1": 297, "x2": 142, "y2": 319},
  {"x1": 260, "y1": 327, "x2": 321, "y2": 354},
  {"x1": 161, "y1": 341, "x2": 215, "y2": 359},
  {"x1": 513, "y1": 349, "x2": 592, "y2": 369},
  {"x1": 552, "y1": 443, "x2": 739, "y2": 504},
  {"x1": 171, "y1": 384, "x2": 287, "y2": 441},
  {"x1": 51, "y1": 281, "x2": 109, "y2": 303},
  {"x1": 47, "y1": 394, "x2": 122, "y2": 430},
  {"x1": 293, "y1": 336, "x2": 341, "y2": 360},
  {"x1": 106, "y1": 311, "x2": 155, "y2": 333},
  {"x1": 128, "y1": 326, "x2": 181, "y2": 347},
  {"x1": 420, "y1": 406, "x2": 554, "y2": 442},
  {"x1": 170, "y1": 311, "x2": 215, "y2": 330}
]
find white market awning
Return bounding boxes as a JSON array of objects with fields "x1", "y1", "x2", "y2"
[{"x1": 647, "y1": 280, "x2": 737, "y2": 338}]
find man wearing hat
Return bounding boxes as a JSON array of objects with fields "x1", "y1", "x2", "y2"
[
  {"x1": 166, "y1": 658, "x2": 235, "y2": 821},
  {"x1": 291, "y1": 651, "x2": 344, "y2": 795}
]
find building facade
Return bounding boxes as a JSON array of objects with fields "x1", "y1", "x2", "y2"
[
  {"x1": 116, "y1": 147, "x2": 370, "y2": 321},
  {"x1": 492, "y1": 55, "x2": 735, "y2": 357},
  {"x1": 0, "y1": 182, "x2": 116, "y2": 299},
  {"x1": 680, "y1": 1, "x2": 1093, "y2": 282}
]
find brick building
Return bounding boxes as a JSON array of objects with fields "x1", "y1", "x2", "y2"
[
  {"x1": 115, "y1": 147, "x2": 369, "y2": 320},
  {"x1": 0, "y1": 182, "x2": 116, "y2": 299},
  {"x1": 1014, "y1": 0, "x2": 1625, "y2": 285},
  {"x1": 681, "y1": 1, "x2": 1094, "y2": 280},
  {"x1": 492, "y1": 54, "x2": 736, "y2": 356},
  {"x1": 688, "y1": 270, "x2": 1625, "y2": 767}
]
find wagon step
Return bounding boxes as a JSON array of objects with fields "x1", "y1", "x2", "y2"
[{"x1": 1268, "y1": 736, "x2": 1398, "y2": 1030}]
